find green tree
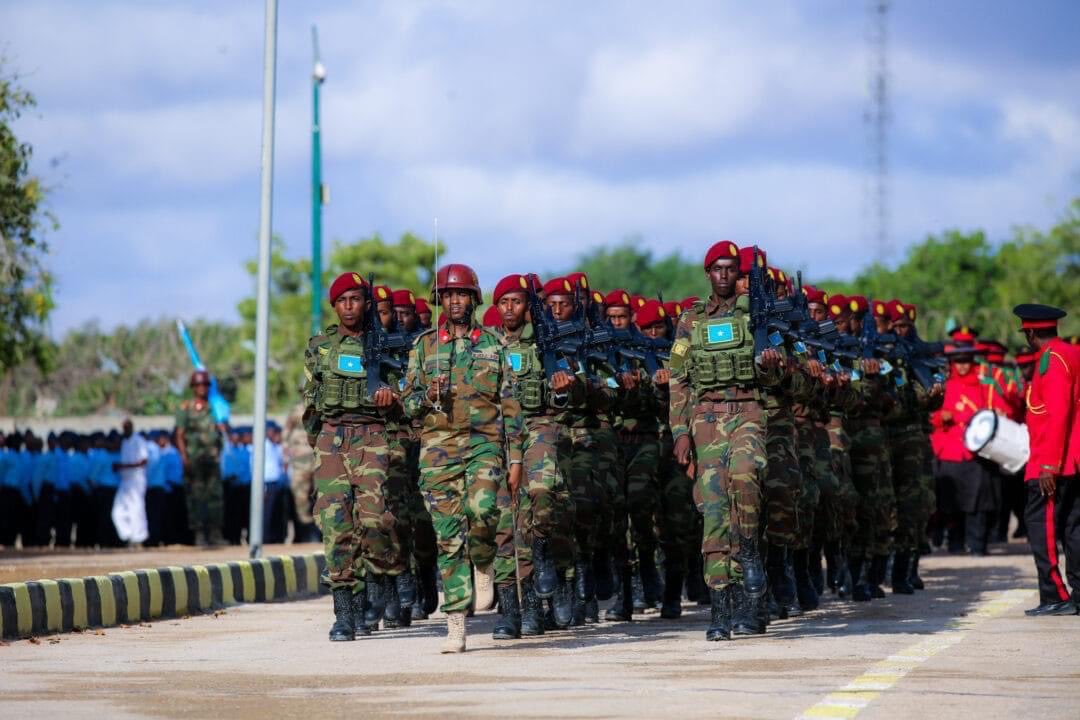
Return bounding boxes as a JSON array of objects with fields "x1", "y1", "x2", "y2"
[
  {"x1": 0, "y1": 65, "x2": 55, "y2": 374},
  {"x1": 553, "y1": 239, "x2": 706, "y2": 303},
  {"x1": 238, "y1": 232, "x2": 442, "y2": 411},
  {"x1": 823, "y1": 200, "x2": 1079, "y2": 346}
]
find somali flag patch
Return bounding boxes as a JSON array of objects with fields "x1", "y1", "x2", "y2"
[
  {"x1": 707, "y1": 322, "x2": 734, "y2": 344},
  {"x1": 508, "y1": 352, "x2": 523, "y2": 372},
  {"x1": 338, "y1": 354, "x2": 364, "y2": 373}
]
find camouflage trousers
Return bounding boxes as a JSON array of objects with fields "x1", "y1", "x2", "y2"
[
  {"x1": 419, "y1": 452, "x2": 504, "y2": 613},
  {"x1": 848, "y1": 420, "x2": 897, "y2": 558},
  {"x1": 793, "y1": 418, "x2": 821, "y2": 551},
  {"x1": 566, "y1": 426, "x2": 606, "y2": 566},
  {"x1": 826, "y1": 416, "x2": 859, "y2": 539},
  {"x1": 312, "y1": 423, "x2": 403, "y2": 591},
  {"x1": 185, "y1": 454, "x2": 224, "y2": 536},
  {"x1": 810, "y1": 420, "x2": 843, "y2": 546},
  {"x1": 495, "y1": 417, "x2": 569, "y2": 584},
  {"x1": 594, "y1": 423, "x2": 624, "y2": 567},
  {"x1": 388, "y1": 432, "x2": 435, "y2": 571},
  {"x1": 621, "y1": 431, "x2": 661, "y2": 558},
  {"x1": 764, "y1": 409, "x2": 801, "y2": 547},
  {"x1": 888, "y1": 425, "x2": 932, "y2": 552},
  {"x1": 658, "y1": 435, "x2": 696, "y2": 574},
  {"x1": 690, "y1": 400, "x2": 766, "y2": 589},
  {"x1": 289, "y1": 466, "x2": 315, "y2": 526}
]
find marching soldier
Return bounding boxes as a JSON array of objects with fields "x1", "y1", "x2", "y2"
[
  {"x1": 175, "y1": 370, "x2": 226, "y2": 546},
  {"x1": 304, "y1": 272, "x2": 406, "y2": 642},
  {"x1": 402, "y1": 263, "x2": 524, "y2": 653},
  {"x1": 670, "y1": 239, "x2": 784, "y2": 641}
]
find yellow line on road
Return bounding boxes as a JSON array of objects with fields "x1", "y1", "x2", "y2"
[{"x1": 794, "y1": 588, "x2": 1033, "y2": 720}]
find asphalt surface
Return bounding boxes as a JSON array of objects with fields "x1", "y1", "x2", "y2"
[{"x1": 1, "y1": 544, "x2": 1077, "y2": 719}]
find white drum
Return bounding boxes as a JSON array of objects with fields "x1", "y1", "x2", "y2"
[{"x1": 964, "y1": 409, "x2": 1030, "y2": 475}]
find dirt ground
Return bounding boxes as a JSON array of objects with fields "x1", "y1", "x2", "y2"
[{"x1": 2, "y1": 543, "x2": 1077, "y2": 719}]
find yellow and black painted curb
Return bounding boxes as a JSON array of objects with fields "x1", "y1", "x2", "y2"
[{"x1": 0, "y1": 553, "x2": 327, "y2": 640}]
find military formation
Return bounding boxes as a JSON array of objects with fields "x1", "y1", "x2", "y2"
[{"x1": 305, "y1": 236, "x2": 1071, "y2": 655}]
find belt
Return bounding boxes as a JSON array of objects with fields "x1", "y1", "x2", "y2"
[{"x1": 696, "y1": 400, "x2": 756, "y2": 414}]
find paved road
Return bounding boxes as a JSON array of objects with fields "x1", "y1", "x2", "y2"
[{"x1": 1, "y1": 545, "x2": 1077, "y2": 719}]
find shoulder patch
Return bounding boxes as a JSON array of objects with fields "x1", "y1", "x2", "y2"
[{"x1": 1039, "y1": 351, "x2": 1051, "y2": 376}]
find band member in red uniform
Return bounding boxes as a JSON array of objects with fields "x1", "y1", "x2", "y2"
[
  {"x1": 931, "y1": 339, "x2": 995, "y2": 554},
  {"x1": 1013, "y1": 304, "x2": 1080, "y2": 616}
]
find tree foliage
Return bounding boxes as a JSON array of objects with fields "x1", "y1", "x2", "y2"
[
  {"x1": 0, "y1": 64, "x2": 56, "y2": 373},
  {"x1": 824, "y1": 200, "x2": 1080, "y2": 346},
  {"x1": 2, "y1": 319, "x2": 245, "y2": 416},
  {"x1": 552, "y1": 238, "x2": 707, "y2": 304}
]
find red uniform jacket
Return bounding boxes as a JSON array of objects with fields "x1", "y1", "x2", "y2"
[
  {"x1": 1025, "y1": 337, "x2": 1080, "y2": 480},
  {"x1": 931, "y1": 366, "x2": 986, "y2": 462},
  {"x1": 979, "y1": 362, "x2": 1024, "y2": 420}
]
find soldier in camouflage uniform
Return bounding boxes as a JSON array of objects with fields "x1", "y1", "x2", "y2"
[
  {"x1": 885, "y1": 302, "x2": 944, "y2": 592},
  {"x1": 402, "y1": 263, "x2": 524, "y2": 653},
  {"x1": 670, "y1": 240, "x2": 784, "y2": 641},
  {"x1": 605, "y1": 289, "x2": 664, "y2": 613},
  {"x1": 304, "y1": 272, "x2": 406, "y2": 642},
  {"x1": 640, "y1": 299, "x2": 696, "y2": 619},
  {"x1": 842, "y1": 300, "x2": 897, "y2": 601},
  {"x1": 175, "y1": 369, "x2": 225, "y2": 546},
  {"x1": 491, "y1": 273, "x2": 581, "y2": 638},
  {"x1": 283, "y1": 403, "x2": 319, "y2": 543}
]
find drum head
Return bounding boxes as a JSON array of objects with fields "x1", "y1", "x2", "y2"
[{"x1": 964, "y1": 410, "x2": 997, "y2": 453}]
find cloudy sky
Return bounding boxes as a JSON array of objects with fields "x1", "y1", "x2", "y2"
[{"x1": 4, "y1": 0, "x2": 1079, "y2": 335}]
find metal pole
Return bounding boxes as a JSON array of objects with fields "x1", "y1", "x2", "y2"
[
  {"x1": 250, "y1": 0, "x2": 278, "y2": 559},
  {"x1": 310, "y1": 26, "x2": 326, "y2": 335}
]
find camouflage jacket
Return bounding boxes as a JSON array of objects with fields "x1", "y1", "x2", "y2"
[
  {"x1": 668, "y1": 294, "x2": 783, "y2": 442},
  {"x1": 175, "y1": 399, "x2": 222, "y2": 460},
  {"x1": 402, "y1": 320, "x2": 524, "y2": 466}
]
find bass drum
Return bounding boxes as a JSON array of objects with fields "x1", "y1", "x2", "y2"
[{"x1": 964, "y1": 409, "x2": 1030, "y2": 475}]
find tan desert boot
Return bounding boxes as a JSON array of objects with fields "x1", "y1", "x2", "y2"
[
  {"x1": 473, "y1": 564, "x2": 496, "y2": 611},
  {"x1": 440, "y1": 611, "x2": 466, "y2": 653}
]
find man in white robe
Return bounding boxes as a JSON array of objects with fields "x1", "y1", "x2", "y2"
[{"x1": 113, "y1": 419, "x2": 150, "y2": 546}]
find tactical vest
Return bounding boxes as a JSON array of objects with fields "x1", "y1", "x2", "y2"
[
  {"x1": 315, "y1": 334, "x2": 377, "y2": 415},
  {"x1": 506, "y1": 343, "x2": 546, "y2": 413},
  {"x1": 686, "y1": 299, "x2": 756, "y2": 393}
]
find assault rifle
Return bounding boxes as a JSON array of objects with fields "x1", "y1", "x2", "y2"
[
  {"x1": 363, "y1": 273, "x2": 412, "y2": 393},
  {"x1": 747, "y1": 246, "x2": 776, "y2": 359},
  {"x1": 176, "y1": 319, "x2": 231, "y2": 424},
  {"x1": 527, "y1": 285, "x2": 587, "y2": 381}
]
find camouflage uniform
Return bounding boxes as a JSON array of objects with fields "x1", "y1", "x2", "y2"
[
  {"x1": 616, "y1": 371, "x2": 662, "y2": 569},
  {"x1": 669, "y1": 295, "x2": 782, "y2": 589},
  {"x1": 493, "y1": 323, "x2": 579, "y2": 583},
  {"x1": 885, "y1": 370, "x2": 941, "y2": 553},
  {"x1": 845, "y1": 370, "x2": 897, "y2": 561},
  {"x1": 175, "y1": 399, "x2": 224, "y2": 537},
  {"x1": 402, "y1": 322, "x2": 523, "y2": 613},
  {"x1": 304, "y1": 324, "x2": 404, "y2": 592},
  {"x1": 657, "y1": 379, "x2": 695, "y2": 577},
  {"x1": 284, "y1": 403, "x2": 317, "y2": 533},
  {"x1": 763, "y1": 379, "x2": 802, "y2": 549}
]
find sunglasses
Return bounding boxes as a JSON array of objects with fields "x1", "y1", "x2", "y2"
[{"x1": 192, "y1": 381, "x2": 210, "y2": 387}]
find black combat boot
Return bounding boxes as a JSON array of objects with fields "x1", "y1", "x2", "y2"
[
  {"x1": 869, "y1": 555, "x2": 887, "y2": 599},
  {"x1": 731, "y1": 584, "x2": 763, "y2": 636},
  {"x1": 411, "y1": 577, "x2": 428, "y2": 622},
  {"x1": 519, "y1": 578, "x2": 545, "y2": 636},
  {"x1": 551, "y1": 573, "x2": 573, "y2": 628},
  {"x1": 532, "y1": 537, "x2": 558, "y2": 599},
  {"x1": 604, "y1": 569, "x2": 634, "y2": 622},
  {"x1": 329, "y1": 587, "x2": 355, "y2": 642},
  {"x1": 767, "y1": 545, "x2": 793, "y2": 619},
  {"x1": 593, "y1": 549, "x2": 615, "y2": 601},
  {"x1": 351, "y1": 586, "x2": 371, "y2": 638},
  {"x1": 382, "y1": 575, "x2": 401, "y2": 628},
  {"x1": 685, "y1": 553, "x2": 707, "y2": 603},
  {"x1": 365, "y1": 576, "x2": 386, "y2": 626},
  {"x1": 705, "y1": 587, "x2": 732, "y2": 641},
  {"x1": 661, "y1": 568, "x2": 684, "y2": 619},
  {"x1": 783, "y1": 552, "x2": 803, "y2": 617},
  {"x1": 793, "y1": 549, "x2": 820, "y2": 611},
  {"x1": 584, "y1": 597, "x2": 600, "y2": 624},
  {"x1": 632, "y1": 570, "x2": 647, "y2": 612},
  {"x1": 735, "y1": 535, "x2": 767, "y2": 599},
  {"x1": 571, "y1": 593, "x2": 586, "y2": 627},
  {"x1": 808, "y1": 544, "x2": 825, "y2": 596},
  {"x1": 891, "y1": 552, "x2": 914, "y2": 594},
  {"x1": 910, "y1": 552, "x2": 925, "y2": 590},
  {"x1": 396, "y1": 570, "x2": 417, "y2": 608},
  {"x1": 638, "y1": 547, "x2": 663, "y2": 608},
  {"x1": 849, "y1": 555, "x2": 873, "y2": 602},
  {"x1": 421, "y1": 560, "x2": 439, "y2": 616},
  {"x1": 492, "y1": 584, "x2": 521, "y2": 640},
  {"x1": 574, "y1": 558, "x2": 594, "y2": 602},
  {"x1": 825, "y1": 540, "x2": 844, "y2": 593}
]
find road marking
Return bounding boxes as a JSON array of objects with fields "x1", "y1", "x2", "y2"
[{"x1": 794, "y1": 588, "x2": 1033, "y2": 720}]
